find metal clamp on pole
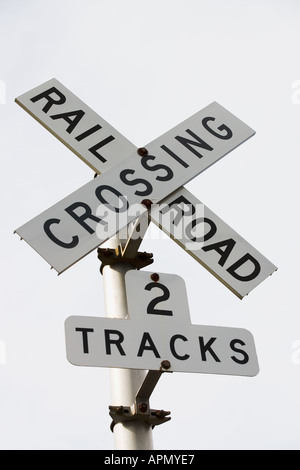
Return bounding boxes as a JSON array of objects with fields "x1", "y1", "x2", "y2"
[
  {"x1": 98, "y1": 247, "x2": 154, "y2": 274},
  {"x1": 109, "y1": 362, "x2": 172, "y2": 433}
]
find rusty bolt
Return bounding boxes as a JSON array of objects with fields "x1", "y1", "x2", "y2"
[
  {"x1": 155, "y1": 410, "x2": 166, "y2": 419},
  {"x1": 139, "y1": 403, "x2": 148, "y2": 413},
  {"x1": 104, "y1": 248, "x2": 113, "y2": 257},
  {"x1": 141, "y1": 199, "x2": 153, "y2": 209},
  {"x1": 116, "y1": 406, "x2": 124, "y2": 415},
  {"x1": 161, "y1": 360, "x2": 171, "y2": 370},
  {"x1": 150, "y1": 273, "x2": 160, "y2": 282},
  {"x1": 137, "y1": 147, "x2": 148, "y2": 157}
]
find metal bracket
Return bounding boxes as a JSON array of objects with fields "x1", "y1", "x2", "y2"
[
  {"x1": 98, "y1": 246, "x2": 154, "y2": 274},
  {"x1": 109, "y1": 365, "x2": 172, "y2": 432},
  {"x1": 109, "y1": 404, "x2": 171, "y2": 432}
]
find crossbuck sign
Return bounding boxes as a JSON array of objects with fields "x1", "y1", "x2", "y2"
[
  {"x1": 15, "y1": 79, "x2": 276, "y2": 298},
  {"x1": 16, "y1": 79, "x2": 276, "y2": 298}
]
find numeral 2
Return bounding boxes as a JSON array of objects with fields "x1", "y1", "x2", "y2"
[{"x1": 144, "y1": 282, "x2": 173, "y2": 316}]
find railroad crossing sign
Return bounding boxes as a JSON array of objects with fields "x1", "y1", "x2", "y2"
[
  {"x1": 15, "y1": 79, "x2": 277, "y2": 449},
  {"x1": 65, "y1": 271, "x2": 259, "y2": 377},
  {"x1": 15, "y1": 79, "x2": 277, "y2": 297}
]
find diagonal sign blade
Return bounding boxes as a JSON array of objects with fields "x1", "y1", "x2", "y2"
[
  {"x1": 15, "y1": 78, "x2": 137, "y2": 173},
  {"x1": 151, "y1": 187, "x2": 277, "y2": 299},
  {"x1": 15, "y1": 101, "x2": 255, "y2": 274}
]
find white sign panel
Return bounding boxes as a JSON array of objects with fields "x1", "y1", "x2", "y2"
[
  {"x1": 15, "y1": 102, "x2": 255, "y2": 273},
  {"x1": 150, "y1": 187, "x2": 277, "y2": 299},
  {"x1": 16, "y1": 78, "x2": 136, "y2": 173},
  {"x1": 65, "y1": 272, "x2": 259, "y2": 376}
]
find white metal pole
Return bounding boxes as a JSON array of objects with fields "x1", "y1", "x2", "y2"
[{"x1": 102, "y1": 239, "x2": 154, "y2": 451}]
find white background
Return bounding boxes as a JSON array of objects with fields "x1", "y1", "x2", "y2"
[{"x1": 0, "y1": 0, "x2": 299, "y2": 450}]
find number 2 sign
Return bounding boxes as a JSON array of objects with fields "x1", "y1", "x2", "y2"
[
  {"x1": 127, "y1": 271, "x2": 189, "y2": 322},
  {"x1": 65, "y1": 271, "x2": 259, "y2": 377}
]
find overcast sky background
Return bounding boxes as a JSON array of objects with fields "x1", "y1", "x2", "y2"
[{"x1": 0, "y1": 0, "x2": 300, "y2": 450}]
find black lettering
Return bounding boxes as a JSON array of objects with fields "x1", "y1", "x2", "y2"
[
  {"x1": 170, "y1": 335, "x2": 190, "y2": 360},
  {"x1": 104, "y1": 330, "x2": 126, "y2": 356},
  {"x1": 89, "y1": 136, "x2": 115, "y2": 163},
  {"x1": 230, "y1": 339, "x2": 249, "y2": 365},
  {"x1": 95, "y1": 185, "x2": 129, "y2": 213},
  {"x1": 227, "y1": 253, "x2": 261, "y2": 282},
  {"x1": 145, "y1": 282, "x2": 173, "y2": 316},
  {"x1": 160, "y1": 145, "x2": 189, "y2": 168},
  {"x1": 202, "y1": 117, "x2": 233, "y2": 140},
  {"x1": 43, "y1": 218, "x2": 79, "y2": 249},
  {"x1": 65, "y1": 202, "x2": 104, "y2": 234},
  {"x1": 176, "y1": 129, "x2": 213, "y2": 159},
  {"x1": 75, "y1": 328, "x2": 94, "y2": 354},
  {"x1": 119, "y1": 169, "x2": 153, "y2": 197},
  {"x1": 30, "y1": 86, "x2": 66, "y2": 113},
  {"x1": 202, "y1": 238, "x2": 236, "y2": 266},
  {"x1": 50, "y1": 110, "x2": 85, "y2": 133},
  {"x1": 75, "y1": 124, "x2": 102, "y2": 141},
  {"x1": 137, "y1": 332, "x2": 161, "y2": 358},
  {"x1": 185, "y1": 217, "x2": 217, "y2": 243},
  {"x1": 141, "y1": 155, "x2": 173, "y2": 181},
  {"x1": 199, "y1": 337, "x2": 221, "y2": 362},
  {"x1": 160, "y1": 195, "x2": 195, "y2": 226}
]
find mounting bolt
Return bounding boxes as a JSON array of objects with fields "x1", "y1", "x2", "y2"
[
  {"x1": 139, "y1": 403, "x2": 148, "y2": 413},
  {"x1": 150, "y1": 273, "x2": 160, "y2": 283},
  {"x1": 137, "y1": 147, "x2": 148, "y2": 157},
  {"x1": 161, "y1": 360, "x2": 171, "y2": 370},
  {"x1": 155, "y1": 410, "x2": 166, "y2": 419},
  {"x1": 141, "y1": 199, "x2": 153, "y2": 209},
  {"x1": 116, "y1": 406, "x2": 124, "y2": 415}
]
